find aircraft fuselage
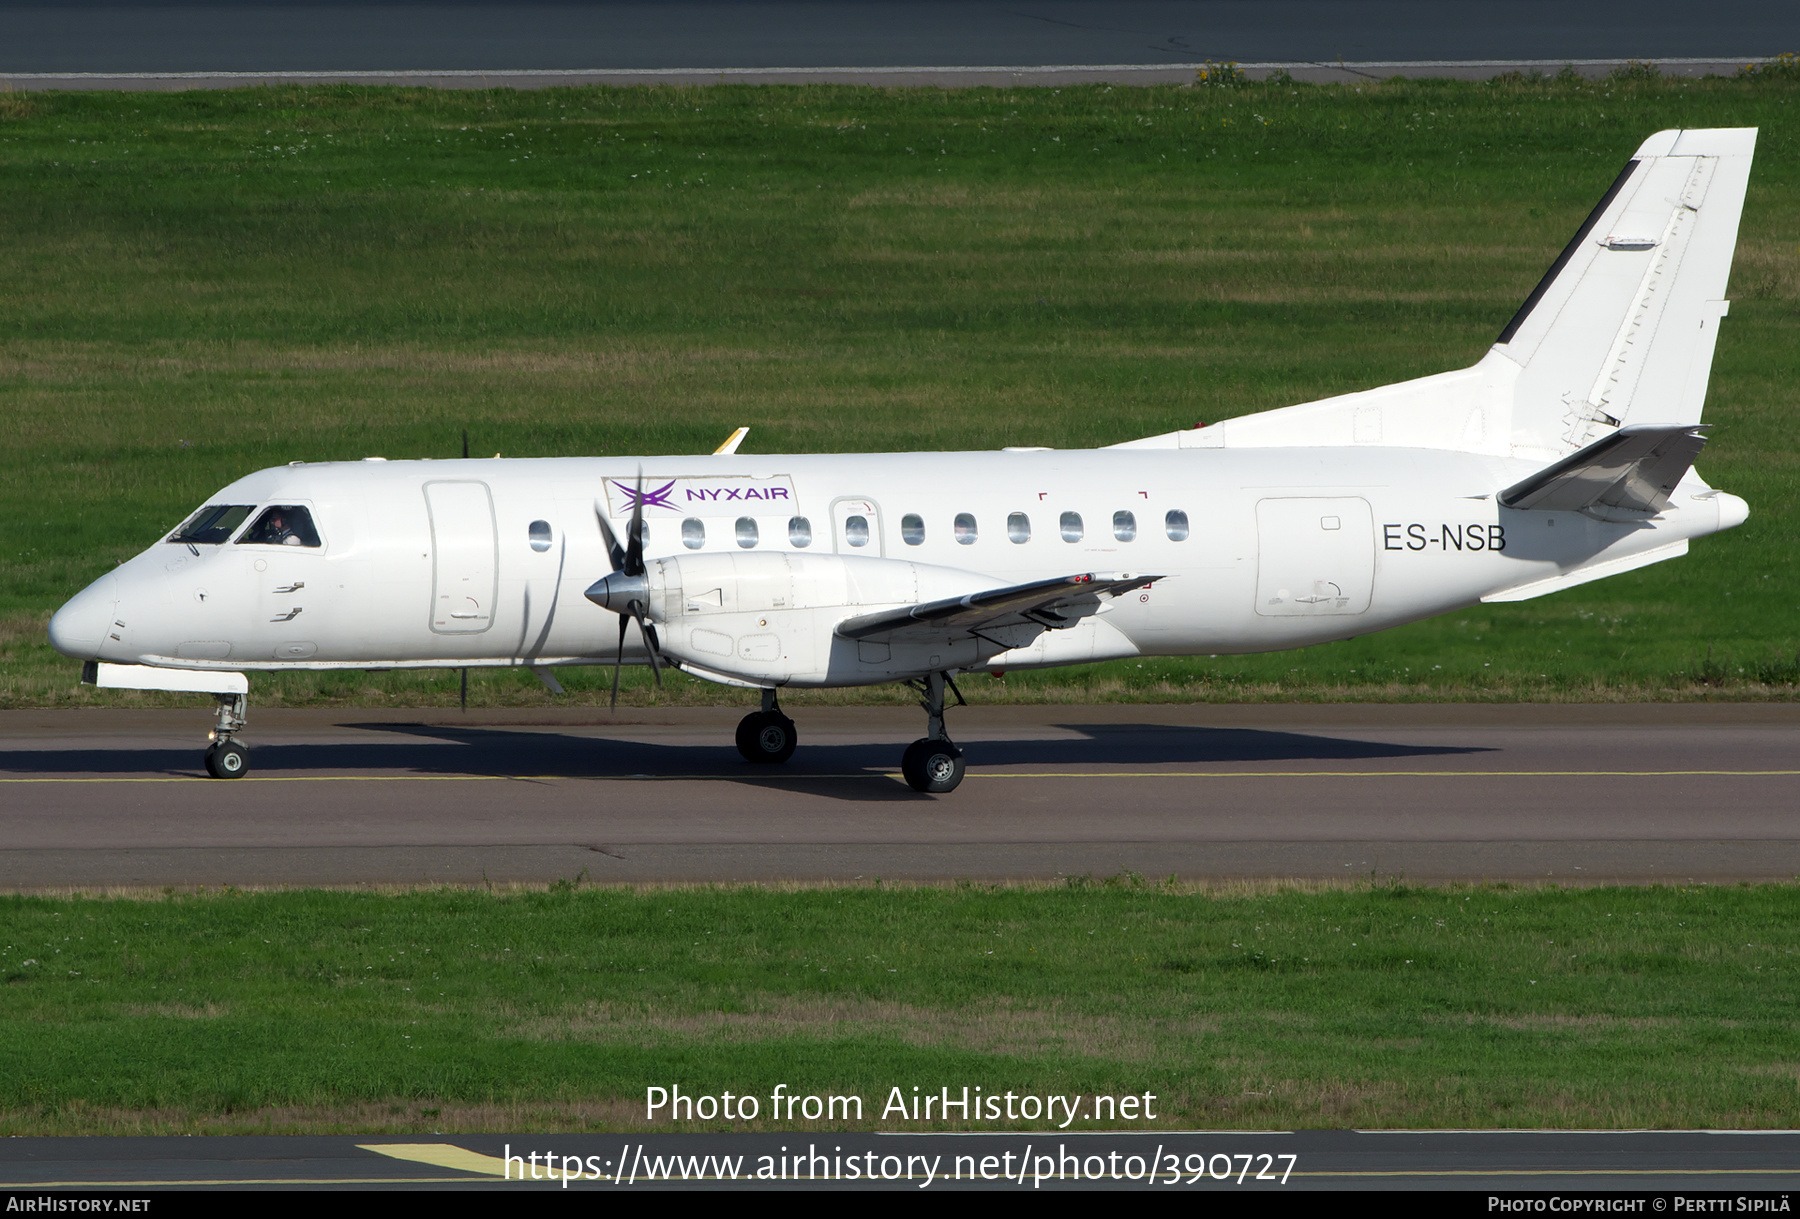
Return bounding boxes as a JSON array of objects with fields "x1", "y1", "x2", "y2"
[{"x1": 48, "y1": 445, "x2": 1742, "y2": 684}]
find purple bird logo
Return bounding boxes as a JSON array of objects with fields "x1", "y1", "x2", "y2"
[{"x1": 613, "y1": 479, "x2": 678, "y2": 511}]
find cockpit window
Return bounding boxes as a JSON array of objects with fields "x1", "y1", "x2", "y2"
[
  {"x1": 238, "y1": 505, "x2": 321, "y2": 548},
  {"x1": 169, "y1": 504, "x2": 254, "y2": 545}
]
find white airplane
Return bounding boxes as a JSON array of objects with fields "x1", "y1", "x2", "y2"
[{"x1": 48, "y1": 127, "x2": 1755, "y2": 793}]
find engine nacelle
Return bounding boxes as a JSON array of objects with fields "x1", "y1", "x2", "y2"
[{"x1": 633, "y1": 551, "x2": 1042, "y2": 687}]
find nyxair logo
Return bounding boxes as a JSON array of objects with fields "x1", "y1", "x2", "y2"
[
  {"x1": 604, "y1": 476, "x2": 797, "y2": 516},
  {"x1": 614, "y1": 480, "x2": 680, "y2": 512}
]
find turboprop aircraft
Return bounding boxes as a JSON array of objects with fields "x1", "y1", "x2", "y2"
[{"x1": 48, "y1": 127, "x2": 1755, "y2": 792}]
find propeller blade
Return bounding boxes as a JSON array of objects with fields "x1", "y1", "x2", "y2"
[
  {"x1": 610, "y1": 613, "x2": 628, "y2": 709},
  {"x1": 624, "y1": 468, "x2": 646, "y2": 577},
  {"x1": 594, "y1": 503, "x2": 625, "y2": 573},
  {"x1": 632, "y1": 603, "x2": 663, "y2": 688},
  {"x1": 597, "y1": 475, "x2": 658, "y2": 705}
]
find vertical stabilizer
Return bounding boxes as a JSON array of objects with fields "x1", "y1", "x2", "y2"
[{"x1": 1493, "y1": 128, "x2": 1756, "y2": 460}]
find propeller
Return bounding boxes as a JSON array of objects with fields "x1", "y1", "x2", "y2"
[{"x1": 587, "y1": 470, "x2": 663, "y2": 708}]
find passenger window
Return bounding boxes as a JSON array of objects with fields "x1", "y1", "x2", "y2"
[
  {"x1": 788, "y1": 516, "x2": 812, "y2": 548},
  {"x1": 844, "y1": 515, "x2": 870, "y2": 548},
  {"x1": 735, "y1": 517, "x2": 759, "y2": 548},
  {"x1": 682, "y1": 518, "x2": 705, "y2": 550},
  {"x1": 901, "y1": 514, "x2": 925, "y2": 546},
  {"x1": 1165, "y1": 509, "x2": 1190, "y2": 541},
  {"x1": 1007, "y1": 512, "x2": 1031, "y2": 543},
  {"x1": 628, "y1": 518, "x2": 649, "y2": 551},
  {"x1": 954, "y1": 513, "x2": 978, "y2": 545},
  {"x1": 1113, "y1": 510, "x2": 1137, "y2": 542},
  {"x1": 528, "y1": 520, "x2": 552, "y2": 552},
  {"x1": 1060, "y1": 511, "x2": 1083, "y2": 543},
  {"x1": 238, "y1": 505, "x2": 321, "y2": 548},
  {"x1": 169, "y1": 504, "x2": 254, "y2": 546}
]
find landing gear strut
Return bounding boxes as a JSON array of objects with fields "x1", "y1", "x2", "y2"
[
  {"x1": 736, "y1": 688, "x2": 797, "y2": 764},
  {"x1": 204, "y1": 692, "x2": 249, "y2": 779},
  {"x1": 900, "y1": 671, "x2": 965, "y2": 794}
]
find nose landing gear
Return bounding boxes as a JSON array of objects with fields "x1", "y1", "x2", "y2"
[
  {"x1": 900, "y1": 671, "x2": 966, "y2": 794},
  {"x1": 205, "y1": 739, "x2": 248, "y2": 779},
  {"x1": 203, "y1": 692, "x2": 249, "y2": 779},
  {"x1": 736, "y1": 688, "x2": 798, "y2": 765}
]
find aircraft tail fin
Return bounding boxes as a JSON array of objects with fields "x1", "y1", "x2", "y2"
[
  {"x1": 1108, "y1": 128, "x2": 1756, "y2": 460},
  {"x1": 1493, "y1": 128, "x2": 1756, "y2": 456}
]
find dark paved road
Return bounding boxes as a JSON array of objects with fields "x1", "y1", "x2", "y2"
[
  {"x1": 3, "y1": 1130, "x2": 1799, "y2": 1189},
  {"x1": 0, "y1": 1, "x2": 1792, "y2": 76},
  {"x1": 3, "y1": 704, "x2": 1796, "y2": 888}
]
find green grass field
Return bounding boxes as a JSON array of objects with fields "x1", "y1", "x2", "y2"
[
  {"x1": 4, "y1": 880, "x2": 1798, "y2": 1134},
  {"x1": 2, "y1": 71, "x2": 1797, "y2": 707}
]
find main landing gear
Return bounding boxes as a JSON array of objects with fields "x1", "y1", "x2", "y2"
[
  {"x1": 899, "y1": 671, "x2": 965, "y2": 795},
  {"x1": 732, "y1": 673, "x2": 967, "y2": 794},
  {"x1": 203, "y1": 692, "x2": 249, "y2": 779},
  {"x1": 736, "y1": 688, "x2": 798, "y2": 765}
]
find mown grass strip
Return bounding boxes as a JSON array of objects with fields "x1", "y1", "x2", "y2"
[{"x1": 3, "y1": 880, "x2": 1799, "y2": 1133}]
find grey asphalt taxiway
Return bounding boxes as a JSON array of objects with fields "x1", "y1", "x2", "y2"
[
  {"x1": 1, "y1": 1, "x2": 1792, "y2": 91},
  {"x1": 2, "y1": 704, "x2": 1796, "y2": 889},
  {"x1": 1, "y1": 1, "x2": 1793, "y2": 75},
  {"x1": 3, "y1": 1129, "x2": 1800, "y2": 1190}
]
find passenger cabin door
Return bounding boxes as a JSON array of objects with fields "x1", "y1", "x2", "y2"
[{"x1": 425, "y1": 481, "x2": 498, "y2": 634}]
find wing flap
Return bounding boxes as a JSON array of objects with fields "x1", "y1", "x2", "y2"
[
  {"x1": 1498, "y1": 423, "x2": 1708, "y2": 514},
  {"x1": 835, "y1": 573, "x2": 1162, "y2": 643}
]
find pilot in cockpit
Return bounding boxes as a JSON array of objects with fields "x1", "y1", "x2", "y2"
[
  {"x1": 264, "y1": 512, "x2": 302, "y2": 545},
  {"x1": 241, "y1": 505, "x2": 319, "y2": 547}
]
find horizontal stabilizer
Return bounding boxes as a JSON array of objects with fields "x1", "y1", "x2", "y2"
[
  {"x1": 1482, "y1": 540, "x2": 1689, "y2": 603},
  {"x1": 1498, "y1": 423, "x2": 1708, "y2": 514},
  {"x1": 836, "y1": 572, "x2": 1161, "y2": 643}
]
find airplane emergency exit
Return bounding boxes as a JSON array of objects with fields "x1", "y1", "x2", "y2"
[{"x1": 48, "y1": 128, "x2": 1757, "y2": 792}]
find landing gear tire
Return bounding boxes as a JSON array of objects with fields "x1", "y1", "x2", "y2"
[
  {"x1": 901, "y1": 738, "x2": 964, "y2": 794},
  {"x1": 736, "y1": 710, "x2": 798, "y2": 764},
  {"x1": 204, "y1": 741, "x2": 249, "y2": 779}
]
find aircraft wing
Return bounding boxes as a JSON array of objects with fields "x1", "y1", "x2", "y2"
[
  {"x1": 835, "y1": 572, "x2": 1162, "y2": 643},
  {"x1": 1498, "y1": 423, "x2": 1709, "y2": 515}
]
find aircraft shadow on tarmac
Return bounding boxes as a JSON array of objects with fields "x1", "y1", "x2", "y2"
[{"x1": 1, "y1": 722, "x2": 1489, "y2": 802}]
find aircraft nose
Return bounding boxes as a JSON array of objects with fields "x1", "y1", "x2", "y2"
[{"x1": 47, "y1": 575, "x2": 118, "y2": 660}]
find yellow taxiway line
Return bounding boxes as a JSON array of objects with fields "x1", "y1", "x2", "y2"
[{"x1": 2, "y1": 1140, "x2": 1796, "y2": 1188}]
